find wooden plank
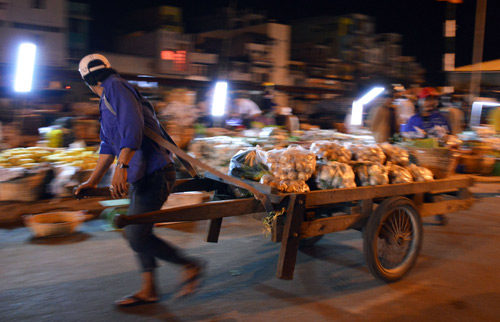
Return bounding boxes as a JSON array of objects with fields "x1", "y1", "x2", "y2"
[
  {"x1": 276, "y1": 194, "x2": 306, "y2": 280},
  {"x1": 419, "y1": 199, "x2": 475, "y2": 217},
  {"x1": 305, "y1": 176, "x2": 474, "y2": 207},
  {"x1": 205, "y1": 218, "x2": 223, "y2": 243},
  {"x1": 300, "y1": 214, "x2": 363, "y2": 239},
  {"x1": 470, "y1": 175, "x2": 500, "y2": 184},
  {"x1": 114, "y1": 198, "x2": 264, "y2": 228}
]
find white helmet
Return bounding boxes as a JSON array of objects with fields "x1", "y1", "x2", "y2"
[{"x1": 78, "y1": 53, "x2": 111, "y2": 85}]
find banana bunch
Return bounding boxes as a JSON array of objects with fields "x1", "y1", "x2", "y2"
[{"x1": 0, "y1": 147, "x2": 98, "y2": 170}]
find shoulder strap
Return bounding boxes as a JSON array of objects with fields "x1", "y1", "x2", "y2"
[
  {"x1": 102, "y1": 93, "x2": 198, "y2": 178},
  {"x1": 102, "y1": 94, "x2": 116, "y2": 116}
]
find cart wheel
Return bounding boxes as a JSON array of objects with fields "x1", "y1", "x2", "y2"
[
  {"x1": 363, "y1": 196, "x2": 423, "y2": 282},
  {"x1": 299, "y1": 235, "x2": 324, "y2": 247}
]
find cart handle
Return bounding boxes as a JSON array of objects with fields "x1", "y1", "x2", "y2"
[
  {"x1": 74, "y1": 130, "x2": 275, "y2": 213},
  {"x1": 144, "y1": 128, "x2": 275, "y2": 213}
]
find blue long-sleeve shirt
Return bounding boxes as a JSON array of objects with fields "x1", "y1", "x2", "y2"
[
  {"x1": 99, "y1": 75, "x2": 174, "y2": 183},
  {"x1": 403, "y1": 112, "x2": 450, "y2": 134}
]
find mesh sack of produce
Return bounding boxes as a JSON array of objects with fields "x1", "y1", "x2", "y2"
[
  {"x1": 229, "y1": 146, "x2": 269, "y2": 181},
  {"x1": 386, "y1": 162, "x2": 413, "y2": 184},
  {"x1": 351, "y1": 161, "x2": 389, "y2": 186},
  {"x1": 380, "y1": 143, "x2": 409, "y2": 166},
  {"x1": 310, "y1": 140, "x2": 352, "y2": 163},
  {"x1": 406, "y1": 164, "x2": 434, "y2": 182},
  {"x1": 349, "y1": 145, "x2": 386, "y2": 164},
  {"x1": 278, "y1": 179, "x2": 310, "y2": 193},
  {"x1": 315, "y1": 160, "x2": 356, "y2": 189}
]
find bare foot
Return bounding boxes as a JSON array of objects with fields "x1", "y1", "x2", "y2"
[{"x1": 175, "y1": 262, "x2": 205, "y2": 299}]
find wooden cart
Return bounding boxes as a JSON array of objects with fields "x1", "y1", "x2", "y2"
[{"x1": 80, "y1": 174, "x2": 475, "y2": 282}]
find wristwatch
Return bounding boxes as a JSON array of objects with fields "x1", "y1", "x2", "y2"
[{"x1": 116, "y1": 162, "x2": 129, "y2": 169}]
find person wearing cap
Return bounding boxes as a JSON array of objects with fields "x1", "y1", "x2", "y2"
[
  {"x1": 74, "y1": 54, "x2": 205, "y2": 306},
  {"x1": 403, "y1": 87, "x2": 450, "y2": 137}
]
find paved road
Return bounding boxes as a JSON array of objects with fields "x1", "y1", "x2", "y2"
[{"x1": 0, "y1": 183, "x2": 499, "y2": 322}]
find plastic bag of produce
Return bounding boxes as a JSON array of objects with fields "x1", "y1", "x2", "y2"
[
  {"x1": 266, "y1": 145, "x2": 316, "y2": 182},
  {"x1": 350, "y1": 145, "x2": 386, "y2": 164},
  {"x1": 310, "y1": 140, "x2": 352, "y2": 163},
  {"x1": 260, "y1": 174, "x2": 280, "y2": 189},
  {"x1": 407, "y1": 164, "x2": 434, "y2": 182},
  {"x1": 380, "y1": 143, "x2": 409, "y2": 166},
  {"x1": 278, "y1": 179, "x2": 310, "y2": 193},
  {"x1": 351, "y1": 161, "x2": 389, "y2": 186},
  {"x1": 386, "y1": 162, "x2": 413, "y2": 184},
  {"x1": 229, "y1": 146, "x2": 269, "y2": 181},
  {"x1": 315, "y1": 161, "x2": 356, "y2": 189},
  {"x1": 264, "y1": 148, "x2": 285, "y2": 173}
]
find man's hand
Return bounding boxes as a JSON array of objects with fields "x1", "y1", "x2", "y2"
[
  {"x1": 74, "y1": 180, "x2": 98, "y2": 198},
  {"x1": 110, "y1": 167, "x2": 128, "y2": 199}
]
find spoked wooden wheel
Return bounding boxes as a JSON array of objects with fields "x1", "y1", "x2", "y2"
[{"x1": 363, "y1": 197, "x2": 423, "y2": 282}]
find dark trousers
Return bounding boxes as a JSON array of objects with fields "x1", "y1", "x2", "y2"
[{"x1": 124, "y1": 165, "x2": 193, "y2": 272}]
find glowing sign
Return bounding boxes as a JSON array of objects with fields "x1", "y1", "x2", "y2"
[{"x1": 161, "y1": 50, "x2": 186, "y2": 71}]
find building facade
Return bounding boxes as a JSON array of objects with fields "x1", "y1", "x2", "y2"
[{"x1": 0, "y1": 0, "x2": 67, "y2": 68}]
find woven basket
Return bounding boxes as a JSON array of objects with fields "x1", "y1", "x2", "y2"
[
  {"x1": 0, "y1": 170, "x2": 48, "y2": 201},
  {"x1": 407, "y1": 147, "x2": 458, "y2": 179},
  {"x1": 23, "y1": 211, "x2": 90, "y2": 238}
]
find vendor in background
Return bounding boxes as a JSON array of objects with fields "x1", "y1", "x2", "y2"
[
  {"x1": 403, "y1": 87, "x2": 450, "y2": 138},
  {"x1": 232, "y1": 95, "x2": 263, "y2": 128},
  {"x1": 438, "y1": 95, "x2": 464, "y2": 135},
  {"x1": 394, "y1": 92, "x2": 416, "y2": 126},
  {"x1": 257, "y1": 89, "x2": 278, "y2": 126},
  {"x1": 370, "y1": 89, "x2": 400, "y2": 143}
]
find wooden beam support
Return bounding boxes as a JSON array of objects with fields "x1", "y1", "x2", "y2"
[
  {"x1": 419, "y1": 199, "x2": 475, "y2": 217},
  {"x1": 276, "y1": 194, "x2": 306, "y2": 280},
  {"x1": 360, "y1": 199, "x2": 373, "y2": 216},
  {"x1": 205, "y1": 218, "x2": 223, "y2": 243},
  {"x1": 300, "y1": 214, "x2": 363, "y2": 239},
  {"x1": 412, "y1": 193, "x2": 424, "y2": 207},
  {"x1": 271, "y1": 215, "x2": 285, "y2": 243}
]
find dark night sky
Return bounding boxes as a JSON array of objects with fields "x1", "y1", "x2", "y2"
[{"x1": 78, "y1": 0, "x2": 500, "y2": 84}]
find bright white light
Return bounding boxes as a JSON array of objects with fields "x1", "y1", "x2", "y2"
[
  {"x1": 470, "y1": 101, "x2": 500, "y2": 126},
  {"x1": 14, "y1": 43, "x2": 36, "y2": 92},
  {"x1": 351, "y1": 87, "x2": 385, "y2": 125},
  {"x1": 351, "y1": 101, "x2": 363, "y2": 125},
  {"x1": 358, "y1": 87, "x2": 385, "y2": 105},
  {"x1": 211, "y1": 81, "x2": 228, "y2": 116},
  {"x1": 474, "y1": 101, "x2": 500, "y2": 107}
]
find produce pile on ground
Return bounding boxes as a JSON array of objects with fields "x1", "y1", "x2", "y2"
[
  {"x1": 0, "y1": 147, "x2": 98, "y2": 171},
  {"x1": 0, "y1": 147, "x2": 100, "y2": 197}
]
